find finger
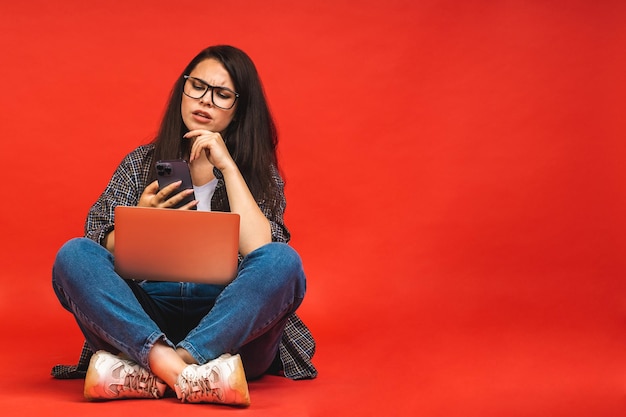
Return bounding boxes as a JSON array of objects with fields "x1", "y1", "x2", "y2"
[
  {"x1": 138, "y1": 180, "x2": 162, "y2": 207},
  {"x1": 189, "y1": 140, "x2": 201, "y2": 161},
  {"x1": 156, "y1": 180, "x2": 182, "y2": 201},
  {"x1": 190, "y1": 136, "x2": 212, "y2": 162},
  {"x1": 184, "y1": 129, "x2": 213, "y2": 139},
  {"x1": 145, "y1": 180, "x2": 160, "y2": 193},
  {"x1": 177, "y1": 198, "x2": 199, "y2": 211},
  {"x1": 165, "y1": 188, "x2": 194, "y2": 208}
]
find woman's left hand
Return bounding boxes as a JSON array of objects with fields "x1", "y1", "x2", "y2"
[{"x1": 184, "y1": 129, "x2": 235, "y2": 171}]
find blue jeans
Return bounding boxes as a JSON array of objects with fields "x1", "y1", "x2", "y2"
[{"x1": 52, "y1": 238, "x2": 306, "y2": 379}]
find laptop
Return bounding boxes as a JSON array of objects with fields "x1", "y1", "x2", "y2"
[{"x1": 113, "y1": 206, "x2": 240, "y2": 284}]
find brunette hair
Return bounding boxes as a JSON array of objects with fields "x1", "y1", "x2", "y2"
[{"x1": 150, "y1": 45, "x2": 280, "y2": 209}]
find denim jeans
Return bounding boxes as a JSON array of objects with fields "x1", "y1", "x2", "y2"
[{"x1": 52, "y1": 237, "x2": 306, "y2": 379}]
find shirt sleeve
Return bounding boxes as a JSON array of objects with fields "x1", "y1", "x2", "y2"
[
  {"x1": 84, "y1": 146, "x2": 153, "y2": 245},
  {"x1": 263, "y1": 164, "x2": 290, "y2": 244}
]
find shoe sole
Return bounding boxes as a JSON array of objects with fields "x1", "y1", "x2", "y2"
[
  {"x1": 83, "y1": 351, "x2": 106, "y2": 400},
  {"x1": 227, "y1": 355, "x2": 250, "y2": 406}
]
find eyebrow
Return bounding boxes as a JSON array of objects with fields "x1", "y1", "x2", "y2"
[{"x1": 188, "y1": 76, "x2": 234, "y2": 91}]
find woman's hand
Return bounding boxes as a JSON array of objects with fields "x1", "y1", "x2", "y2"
[
  {"x1": 184, "y1": 129, "x2": 271, "y2": 255},
  {"x1": 184, "y1": 129, "x2": 272, "y2": 256},
  {"x1": 184, "y1": 129, "x2": 235, "y2": 172},
  {"x1": 138, "y1": 180, "x2": 198, "y2": 210}
]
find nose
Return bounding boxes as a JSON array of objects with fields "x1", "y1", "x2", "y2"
[{"x1": 199, "y1": 89, "x2": 213, "y2": 107}]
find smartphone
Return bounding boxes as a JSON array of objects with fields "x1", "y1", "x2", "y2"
[{"x1": 155, "y1": 159, "x2": 197, "y2": 209}]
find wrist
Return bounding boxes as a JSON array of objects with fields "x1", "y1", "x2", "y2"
[{"x1": 217, "y1": 161, "x2": 239, "y2": 178}]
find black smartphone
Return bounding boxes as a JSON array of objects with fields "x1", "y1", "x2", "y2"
[{"x1": 155, "y1": 159, "x2": 197, "y2": 209}]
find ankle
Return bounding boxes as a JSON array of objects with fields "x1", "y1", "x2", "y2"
[
  {"x1": 176, "y1": 347, "x2": 197, "y2": 365},
  {"x1": 148, "y1": 342, "x2": 188, "y2": 388}
]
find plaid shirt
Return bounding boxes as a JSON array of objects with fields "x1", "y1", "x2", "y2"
[{"x1": 52, "y1": 144, "x2": 317, "y2": 380}]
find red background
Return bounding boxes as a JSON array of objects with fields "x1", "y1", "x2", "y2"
[{"x1": 1, "y1": 0, "x2": 625, "y2": 416}]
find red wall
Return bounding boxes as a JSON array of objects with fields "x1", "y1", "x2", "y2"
[{"x1": 1, "y1": 0, "x2": 625, "y2": 414}]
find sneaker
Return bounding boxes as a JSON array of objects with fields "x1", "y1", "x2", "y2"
[
  {"x1": 84, "y1": 350, "x2": 166, "y2": 400},
  {"x1": 174, "y1": 353, "x2": 250, "y2": 406}
]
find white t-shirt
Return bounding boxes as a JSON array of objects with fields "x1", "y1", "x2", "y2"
[{"x1": 193, "y1": 178, "x2": 219, "y2": 212}]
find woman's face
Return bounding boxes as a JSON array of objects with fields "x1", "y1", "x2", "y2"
[{"x1": 181, "y1": 58, "x2": 237, "y2": 134}]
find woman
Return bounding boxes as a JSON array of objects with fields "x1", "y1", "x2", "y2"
[{"x1": 52, "y1": 45, "x2": 316, "y2": 406}]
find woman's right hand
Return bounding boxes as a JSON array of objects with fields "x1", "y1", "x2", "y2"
[
  {"x1": 138, "y1": 180, "x2": 198, "y2": 209},
  {"x1": 106, "y1": 181, "x2": 196, "y2": 253}
]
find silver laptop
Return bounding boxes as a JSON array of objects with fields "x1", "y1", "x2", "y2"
[{"x1": 114, "y1": 206, "x2": 240, "y2": 284}]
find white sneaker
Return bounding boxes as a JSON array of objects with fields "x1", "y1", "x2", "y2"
[
  {"x1": 174, "y1": 353, "x2": 250, "y2": 406},
  {"x1": 84, "y1": 350, "x2": 166, "y2": 400}
]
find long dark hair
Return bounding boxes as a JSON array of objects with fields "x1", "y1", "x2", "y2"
[{"x1": 151, "y1": 45, "x2": 280, "y2": 208}]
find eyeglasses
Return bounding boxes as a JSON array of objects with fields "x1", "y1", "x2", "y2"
[{"x1": 183, "y1": 75, "x2": 239, "y2": 110}]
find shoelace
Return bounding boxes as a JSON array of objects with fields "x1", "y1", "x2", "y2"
[
  {"x1": 184, "y1": 367, "x2": 223, "y2": 402},
  {"x1": 121, "y1": 368, "x2": 162, "y2": 398}
]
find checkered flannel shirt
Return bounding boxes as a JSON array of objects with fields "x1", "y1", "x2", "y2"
[{"x1": 51, "y1": 144, "x2": 317, "y2": 380}]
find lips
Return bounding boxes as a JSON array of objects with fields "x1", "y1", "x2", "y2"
[{"x1": 193, "y1": 110, "x2": 212, "y2": 121}]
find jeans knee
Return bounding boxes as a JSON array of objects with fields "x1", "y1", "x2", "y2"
[
  {"x1": 242, "y1": 242, "x2": 304, "y2": 288},
  {"x1": 55, "y1": 237, "x2": 92, "y2": 265},
  {"x1": 52, "y1": 237, "x2": 105, "y2": 286},
  {"x1": 264, "y1": 242, "x2": 306, "y2": 295},
  {"x1": 269, "y1": 242, "x2": 300, "y2": 264},
  {"x1": 53, "y1": 238, "x2": 86, "y2": 308}
]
